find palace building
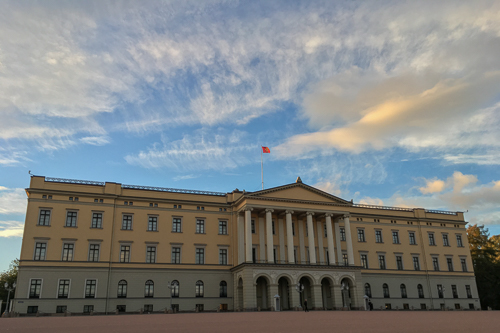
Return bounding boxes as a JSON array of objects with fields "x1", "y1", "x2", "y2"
[{"x1": 12, "y1": 175, "x2": 480, "y2": 314}]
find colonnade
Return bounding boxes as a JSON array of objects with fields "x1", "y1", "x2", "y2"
[{"x1": 238, "y1": 207, "x2": 355, "y2": 266}]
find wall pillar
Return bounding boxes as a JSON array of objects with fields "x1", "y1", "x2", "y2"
[
  {"x1": 344, "y1": 215, "x2": 355, "y2": 265},
  {"x1": 312, "y1": 284, "x2": 323, "y2": 310},
  {"x1": 325, "y1": 213, "x2": 336, "y2": 265},
  {"x1": 238, "y1": 214, "x2": 245, "y2": 264},
  {"x1": 333, "y1": 284, "x2": 343, "y2": 309},
  {"x1": 265, "y1": 209, "x2": 274, "y2": 263},
  {"x1": 334, "y1": 221, "x2": 342, "y2": 264},
  {"x1": 286, "y1": 210, "x2": 295, "y2": 263},
  {"x1": 244, "y1": 208, "x2": 253, "y2": 262},
  {"x1": 306, "y1": 212, "x2": 316, "y2": 264}
]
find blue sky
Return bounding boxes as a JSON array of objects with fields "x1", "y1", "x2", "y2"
[{"x1": 1, "y1": 0, "x2": 500, "y2": 271}]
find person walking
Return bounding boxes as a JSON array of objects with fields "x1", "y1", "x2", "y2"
[{"x1": 304, "y1": 299, "x2": 309, "y2": 312}]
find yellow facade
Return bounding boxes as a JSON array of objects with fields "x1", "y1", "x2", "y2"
[{"x1": 12, "y1": 176, "x2": 480, "y2": 314}]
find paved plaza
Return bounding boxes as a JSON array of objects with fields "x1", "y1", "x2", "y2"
[{"x1": 2, "y1": 311, "x2": 499, "y2": 333}]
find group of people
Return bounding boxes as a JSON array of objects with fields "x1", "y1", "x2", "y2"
[{"x1": 302, "y1": 299, "x2": 374, "y2": 311}]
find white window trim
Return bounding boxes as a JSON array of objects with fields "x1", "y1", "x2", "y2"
[
  {"x1": 170, "y1": 242, "x2": 183, "y2": 264},
  {"x1": 28, "y1": 278, "x2": 43, "y2": 299},
  {"x1": 88, "y1": 241, "x2": 102, "y2": 262},
  {"x1": 394, "y1": 253, "x2": 404, "y2": 270},
  {"x1": 145, "y1": 245, "x2": 158, "y2": 263},
  {"x1": 172, "y1": 216, "x2": 183, "y2": 233},
  {"x1": 121, "y1": 213, "x2": 134, "y2": 230},
  {"x1": 83, "y1": 278, "x2": 98, "y2": 299},
  {"x1": 119, "y1": 242, "x2": 133, "y2": 263},
  {"x1": 218, "y1": 219, "x2": 229, "y2": 235},
  {"x1": 61, "y1": 241, "x2": 76, "y2": 261},
  {"x1": 33, "y1": 240, "x2": 49, "y2": 261},
  {"x1": 195, "y1": 218, "x2": 206, "y2": 234},
  {"x1": 195, "y1": 247, "x2": 206, "y2": 264},
  {"x1": 147, "y1": 214, "x2": 159, "y2": 232},
  {"x1": 37, "y1": 208, "x2": 52, "y2": 226},
  {"x1": 65, "y1": 209, "x2": 79, "y2": 228},
  {"x1": 56, "y1": 278, "x2": 72, "y2": 299},
  {"x1": 91, "y1": 211, "x2": 104, "y2": 229}
]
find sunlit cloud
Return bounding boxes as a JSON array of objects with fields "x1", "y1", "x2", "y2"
[
  {"x1": 0, "y1": 188, "x2": 27, "y2": 215},
  {"x1": 0, "y1": 221, "x2": 24, "y2": 238}
]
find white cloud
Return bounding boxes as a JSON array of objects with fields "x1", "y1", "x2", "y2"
[
  {"x1": 173, "y1": 175, "x2": 199, "y2": 181},
  {"x1": 80, "y1": 136, "x2": 110, "y2": 146},
  {"x1": 0, "y1": 221, "x2": 24, "y2": 238},
  {"x1": 0, "y1": 188, "x2": 27, "y2": 215},
  {"x1": 124, "y1": 130, "x2": 255, "y2": 171},
  {"x1": 420, "y1": 178, "x2": 446, "y2": 195}
]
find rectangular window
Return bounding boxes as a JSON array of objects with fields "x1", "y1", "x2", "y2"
[
  {"x1": 456, "y1": 234, "x2": 463, "y2": 247},
  {"x1": 146, "y1": 246, "x2": 156, "y2": 263},
  {"x1": 65, "y1": 211, "x2": 77, "y2": 227},
  {"x1": 437, "y1": 284, "x2": 444, "y2": 298},
  {"x1": 29, "y1": 279, "x2": 42, "y2": 298},
  {"x1": 91, "y1": 213, "x2": 102, "y2": 228},
  {"x1": 62, "y1": 243, "x2": 74, "y2": 261},
  {"x1": 144, "y1": 304, "x2": 153, "y2": 313},
  {"x1": 340, "y1": 227, "x2": 346, "y2": 241},
  {"x1": 324, "y1": 223, "x2": 327, "y2": 238},
  {"x1": 88, "y1": 244, "x2": 100, "y2": 262},
  {"x1": 58, "y1": 279, "x2": 70, "y2": 298},
  {"x1": 27, "y1": 306, "x2": 39, "y2": 314},
  {"x1": 120, "y1": 245, "x2": 131, "y2": 263},
  {"x1": 196, "y1": 219, "x2": 205, "y2": 234},
  {"x1": 272, "y1": 220, "x2": 275, "y2": 235},
  {"x1": 292, "y1": 222, "x2": 295, "y2": 236},
  {"x1": 409, "y1": 232, "x2": 416, "y2": 245},
  {"x1": 38, "y1": 210, "x2": 51, "y2": 226},
  {"x1": 357, "y1": 229, "x2": 365, "y2": 242},
  {"x1": 85, "y1": 280, "x2": 96, "y2": 298},
  {"x1": 466, "y1": 285, "x2": 472, "y2": 298},
  {"x1": 254, "y1": 247, "x2": 258, "y2": 263},
  {"x1": 196, "y1": 248, "x2": 205, "y2": 264},
  {"x1": 413, "y1": 257, "x2": 420, "y2": 271},
  {"x1": 433, "y1": 257, "x2": 440, "y2": 271},
  {"x1": 343, "y1": 253, "x2": 348, "y2": 266},
  {"x1": 172, "y1": 218, "x2": 182, "y2": 232},
  {"x1": 375, "y1": 230, "x2": 383, "y2": 243},
  {"x1": 219, "y1": 221, "x2": 228, "y2": 235},
  {"x1": 429, "y1": 233, "x2": 435, "y2": 245},
  {"x1": 392, "y1": 231, "x2": 400, "y2": 244},
  {"x1": 443, "y1": 234, "x2": 449, "y2": 246},
  {"x1": 273, "y1": 248, "x2": 277, "y2": 263},
  {"x1": 34, "y1": 242, "x2": 47, "y2": 260},
  {"x1": 461, "y1": 258, "x2": 467, "y2": 272},
  {"x1": 251, "y1": 220, "x2": 256, "y2": 234},
  {"x1": 171, "y1": 247, "x2": 181, "y2": 264},
  {"x1": 452, "y1": 285, "x2": 458, "y2": 298},
  {"x1": 219, "y1": 248, "x2": 228, "y2": 265},
  {"x1": 56, "y1": 305, "x2": 67, "y2": 313},
  {"x1": 83, "y1": 305, "x2": 94, "y2": 313},
  {"x1": 447, "y1": 258, "x2": 454, "y2": 271},
  {"x1": 378, "y1": 255, "x2": 386, "y2": 269},
  {"x1": 148, "y1": 216, "x2": 158, "y2": 231},
  {"x1": 396, "y1": 256, "x2": 403, "y2": 270},
  {"x1": 122, "y1": 215, "x2": 132, "y2": 230},
  {"x1": 360, "y1": 254, "x2": 368, "y2": 269}
]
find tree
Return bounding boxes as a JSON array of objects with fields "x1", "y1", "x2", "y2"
[
  {"x1": 467, "y1": 225, "x2": 500, "y2": 310},
  {"x1": 0, "y1": 259, "x2": 18, "y2": 314}
]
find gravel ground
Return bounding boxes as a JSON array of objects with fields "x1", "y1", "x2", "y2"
[{"x1": 2, "y1": 311, "x2": 499, "y2": 333}]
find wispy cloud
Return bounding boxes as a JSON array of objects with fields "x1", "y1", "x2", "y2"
[
  {"x1": 80, "y1": 136, "x2": 110, "y2": 146},
  {"x1": 0, "y1": 221, "x2": 24, "y2": 238},
  {"x1": 173, "y1": 174, "x2": 199, "y2": 181},
  {"x1": 0, "y1": 188, "x2": 27, "y2": 215}
]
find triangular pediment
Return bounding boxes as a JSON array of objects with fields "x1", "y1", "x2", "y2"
[{"x1": 247, "y1": 182, "x2": 351, "y2": 205}]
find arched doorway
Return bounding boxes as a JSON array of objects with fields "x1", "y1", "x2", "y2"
[
  {"x1": 237, "y1": 278, "x2": 243, "y2": 310},
  {"x1": 340, "y1": 278, "x2": 353, "y2": 309},
  {"x1": 256, "y1": 276, "x2": 269, "y2": 310},
  {"x1": 321, "y1": 278, "x2": 333, "y2": 309},
  {"x1": 278, "y1": 276, "x2": 291, "y2": 310},
  {"x1": 299, "y1": 276, "x2": 313, "y2": 309}
]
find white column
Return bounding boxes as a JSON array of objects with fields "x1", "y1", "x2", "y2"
[
  {"x1": 306, "y1": 212, "x2": 316, "y2": 264},
  {"x1": 316, "y1": 221, "x2": 325, "y2": 263},
  {"x1": 325, "y1": 214, "x2": 336, "y2": 265},
  {"x1": 285, "y1": 210, "x2": 295, "y2": 263},
  {"x1": 265, "y1": 209, "x2": 274, "y2": 263},
  {"x1": 344, "y1": 215, "x2": 355, "y2": 265},
  {"x1": 245, "y1": 207, "x2": 253, "y2": 262},
  {"x1": 334, "y1": 220, "x2": 342, "y2": 264},
  {"x1": 259, "y1": 217, "x2": 265, "y2": 261},
  {"x1": 238, "y1": 214, "x2": 245, "y2": 264},
  {"x1": 298, "y1": 219, "x2": 306, "y2": 263}
]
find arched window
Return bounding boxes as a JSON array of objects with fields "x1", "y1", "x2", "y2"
[
  {"x1": 220, "y1": 281, "x2": 227, "y2": 298},
  {"x1": 117, "y1": 280, "x2": 127, "y2": 298},
  {"x1": 145, "y1": 280, "x2": 154, "y2": 298},
  {"x1": 400, "y1": 284, "x2": 407, "y2": 298},
  {"x1": 171, "y1": 280, "x2": 179, "y2": 298},
  {"x1": 195, "y1": 280, "x2": 204, "y2": 297},
  {"x1": 364, "y1": 283, "x2": 372, "y2": 297},
  {"x1": 383, "y1": 283, "x2": 390, "y2": 298},
  {"x1": 417, "y1": 284, "x2": 424, "y2": 298}
]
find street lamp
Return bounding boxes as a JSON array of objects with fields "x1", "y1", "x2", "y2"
[
  {"x1": 295, "y1": 282, "x2": 304, "y2": 308},
  {"x1": 341, "y1": 282, "x2": 350, "y2": 308},
  {"x1": 4, "y1": 281, "x2": 16, "y2": 316}
]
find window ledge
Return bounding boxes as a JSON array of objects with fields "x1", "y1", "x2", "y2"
[
  {"x1": 90, "y1": 227, "x2": 103, "y2": 229},
  {"x1": 121, "y1": 229, "x2": 133, "y2": 231},
  {"x1": 147, "y1": 230, "x2": 159, "y2": 232},
  {"x1": 36, "y1": 224, "x2": 51, "y2": 227}
]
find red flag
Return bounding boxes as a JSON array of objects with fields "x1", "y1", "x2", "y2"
[{"x1": 262, "y1": 146, "x2": 270, "y2": 153}]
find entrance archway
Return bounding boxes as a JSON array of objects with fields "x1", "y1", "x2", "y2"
[
  {"x1": 277, "y1": 276, "x2": 291, "y2": 310},
  {"x1": 340, "y1": 277, "x2": 353, "y2": 309},
  {"x1": 299, "y1": 276, "x2": 313, "y2": 309},
  {"x1": 256, "y1": 276, "x2": 269, "y2": 310},
  {"x1": 237, "y1": 278, "x2": 243, "y2": 310},
  {"x1": 321, "y1": 278, "x2": 333, "y2": 309}
]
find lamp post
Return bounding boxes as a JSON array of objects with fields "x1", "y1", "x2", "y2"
[
  {"x1": 167, "y1": 281, "x2": 173, "y2": 312},
  {"x1": 341, "y1": 282, "x2": 350, "y2": 309},
  {"x1": 295, "y1": 282, "x2": 304, "y2": 309},
  {"x1": 4, "y1": 282, "x2": 16, "y2": 316}
]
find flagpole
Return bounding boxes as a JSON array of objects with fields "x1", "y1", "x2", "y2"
[{"x1": 261, "y1": 147, "x2": 264, "y2": 190}]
